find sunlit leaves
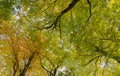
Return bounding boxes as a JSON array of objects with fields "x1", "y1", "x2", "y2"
[{"x1": 0, "y1": 0, "x2": 120, "y2": 76}]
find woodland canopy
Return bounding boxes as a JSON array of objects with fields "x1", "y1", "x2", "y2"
[{"x1": 0, "y1": 0, "x2": 120, "y2": 76}]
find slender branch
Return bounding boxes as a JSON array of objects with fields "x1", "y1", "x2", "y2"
[
  {"x1": 100, "y1": 38, "x2": 120, "y2": 42},
  {"x1": 41, "y1": 64, "x2": 51, "y2": 73},
  {"x1": 8, "y1": 36, "x2": 20, "y2": 76},
  {"x1": 45, "y1": 56, "x2": 55, "y2": 68},
  {"x1": 95, "y1": 46, "x2": 120, "y2": 63},
  {"x1": 53, "y1": 55, "x2": 66, "y2": 76},
  {"x1": 58, "y1": 19, "x2": 62, "y2": 39},
  {"x1": 12, "y1": 62, "x2": 17, "y2": 76},
  {"x1": 37, "y1": 53, "x2": 51, "y2": 74},
  {"x1": 86, "y1": 0, "x2": 92, "y2": 23},
  {"x1": 82, "y1": 55, "x2": 101, "y2": 66},
  {"x1": 57, "y1": 55, "x2": 66, "y2": 68}
]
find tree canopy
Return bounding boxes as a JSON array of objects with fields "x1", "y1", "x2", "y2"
[{"x1": 0, "y1": 0, "x2": 120, "y2": 76}]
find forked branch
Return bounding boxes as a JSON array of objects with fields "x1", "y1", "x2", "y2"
[{"x1": 36, "y1": 0, "x2": 80, "y2": 30}]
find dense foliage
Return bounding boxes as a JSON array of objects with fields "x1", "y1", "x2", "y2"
[{"x1": 0, "y1": 0, "x2": 120, "y2": 76}]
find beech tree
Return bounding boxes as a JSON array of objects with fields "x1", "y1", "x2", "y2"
[{"x1": 0, "y1": 0, "x2": 120, "y2": 76}]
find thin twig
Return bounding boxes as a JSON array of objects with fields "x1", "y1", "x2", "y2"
[
  {"x1": 81, "y1": 55, "x2": 101, "y2": 66},
  {"x1": 86, "y1": 0, "x2": 92, "y2": 23}
]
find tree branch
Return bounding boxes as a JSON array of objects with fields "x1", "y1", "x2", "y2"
[
  {"x1": 20, "y1": 52, "x2": 35, "y2": 76},
  {"x1": 61, "y1": 0, "x2": 80, "y2": 15},
  {"x1": 82, "y1": 55, "x2": 101, "y2": 66},
  {"x1": 100, "y1": 38, "x2": 120, "y2": 42},
  {"x1": 86, "y1": 0, "x2": 92, "y2": 23},
  {"x1": 36, "y1": 0, "x2": 80, "y2": 30},
  {"x1": 53, "y1": 55, "x2": 66, "y2": 76},
  {"x1": 95, "y1": 46, "x2": 120, "y2": 63},
  {"x1": 45, "y1": 56, "x2": 55, "y2": 68}
]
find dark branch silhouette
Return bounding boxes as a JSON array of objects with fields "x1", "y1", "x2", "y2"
[
  {"x1": 40, "y1": 54, "x2": 66, "y2": 76},
  {"x1": 95, "y1": 46, "x2": 120, "y2": 63},
  {"x1": 36, "y1": 0, "x2": 80, "y2": 30},
  {"x1": 61, "y1": 0, "x2": 80, "y2": 15},
  {"x1": 20, "y1": 52, "x2": 35, "y2": 76},
  {"x1": 86, "y1": 0, "x2": 92, "y2": 23}
]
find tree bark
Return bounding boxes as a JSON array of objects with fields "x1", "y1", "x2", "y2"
[{"x1": 20, "y1": 52, "x2": 35, "y2": 76}]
